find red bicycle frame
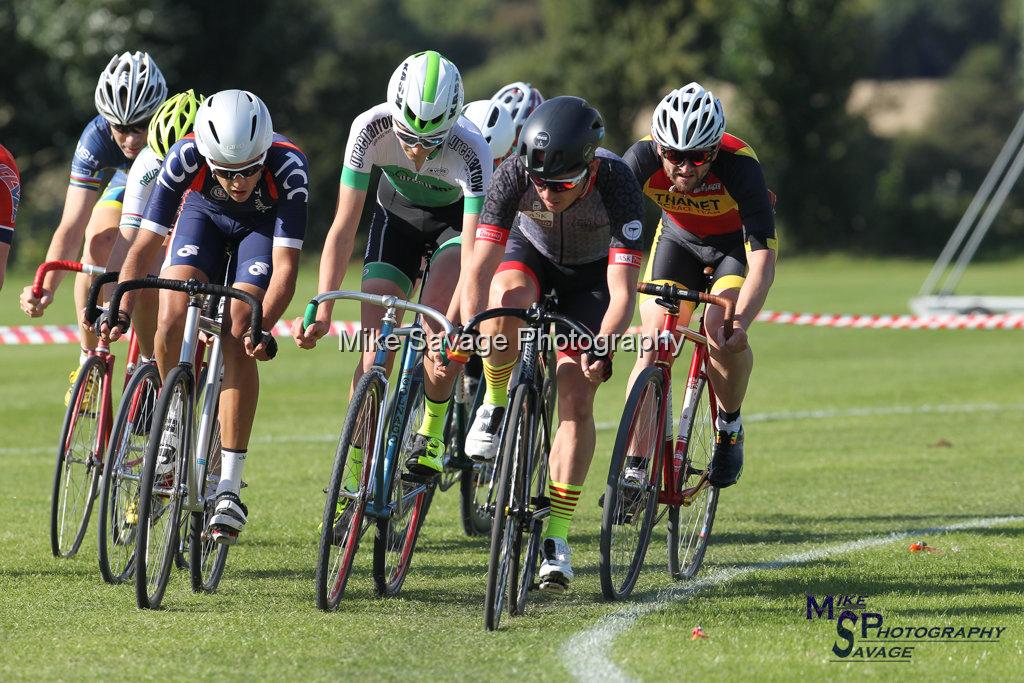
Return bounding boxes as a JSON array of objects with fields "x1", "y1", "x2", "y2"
[{"x1": 632, "y1": 282, "x2": 734, "y2": 508}]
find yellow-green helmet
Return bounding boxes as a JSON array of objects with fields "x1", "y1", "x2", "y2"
[{"x1": 147, "y1": 89, "x2": 204, "y2": 159}]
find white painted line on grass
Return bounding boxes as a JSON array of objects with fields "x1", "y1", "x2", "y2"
[{"x1": 564, "y1": 515, "x2": 1024, "y2": 683}]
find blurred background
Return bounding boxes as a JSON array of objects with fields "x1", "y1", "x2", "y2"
[{"x1": 2, "y1": 0, "x2": 1023, "y2": 267}]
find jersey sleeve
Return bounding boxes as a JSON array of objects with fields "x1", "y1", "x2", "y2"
[
  {"x1": 476, "y1": 156, "x2": 526, "y2": 245},
  {"x1": 269, "y1": 144, "x2": 310, "y2": 250},
  {"x1": 119, "y1": 149, "x2": 161, "y2": 230},
  {"x1": 621, "y1": 139, "x2": 661, "y2": 186},
  {"x1": 454, "y1": 127, "x2": 493, "y2": 215},
  {"x1": 340, "y1": 107, "x2": 389, "y2": 192},
  {"x1": 140, "y1": 138, "x2": 202, "y2": 237},
  {"x1": 600, "y1": 158, "x2": 645, "y2": 268},
  {"x1": 69, "y1": 121, "x2": 107, "y2": 192},
  {"x1": 725, "y1": 155, "x2": 777, "y2": 252}
]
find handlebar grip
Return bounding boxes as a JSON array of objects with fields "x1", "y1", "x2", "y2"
[
  {"x1": 302, "y1": 300, "x2": 318, "y2": 332},
  {"x1": 32, "y1": 260, "x2": 103, "y2": 299},
  {"x1": 84, "y1": 271, "x2": 120, "y2": 326}
]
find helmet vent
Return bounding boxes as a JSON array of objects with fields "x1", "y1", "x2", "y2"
[
  {"x1": 250, "y1": 114, "x2": 258, "y2": 141},
  {"x1": 208, "y1": 121, "x2": 221, "y2": 144}
]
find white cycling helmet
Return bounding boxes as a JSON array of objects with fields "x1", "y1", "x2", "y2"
[
  {"x1": 492, "y1": 81, "x2": 545, "y2": 138},
  {"x1": 651, "y1": 82, "x2": 726, "y2": 151},
  {"x1": 193, "y1": 89, "x2": 274, "y2": 165},
  {"x1": 387, "y1": 50, "x2": 464, "y2": 137},
  {"x1": 94, "y1": 51, "x2": 168, "y2": 126},
  {"x1": 462, "y1": 99, "x2": 515, "y2": 161}
]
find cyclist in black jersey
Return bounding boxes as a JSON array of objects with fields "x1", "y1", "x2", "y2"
[{"x1": 461, "y1": 97, "x2": 645, "y2": 591}]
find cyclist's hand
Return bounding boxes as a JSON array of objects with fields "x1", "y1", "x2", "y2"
[
  {"x1": 582, "y1": 352, "x2": 613, "y2": 385},
  {"x1": 20, "y1": 285, "x2": 52, "y2": 317},
  {"x1": 714, "y1": 323, "x2": 748, "y2": 353},
  {"x1": 99, "y1": 309, "x2": 131, "y2": 343},
  {"x1": 292, "y1": 316, "x2": 328, "y2": 349},
  {"x1": 244, "y1": 328, "x2": 278, "y2": 361}
]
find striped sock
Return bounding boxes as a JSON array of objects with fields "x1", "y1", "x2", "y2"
[
  {"x1": 344, "y1": 446, "x2": 362, "y2": 492},
  {"x1": 417, "y1": 395, "x2": 450, "y2": 440},
  {"x1": 546, "y1": 481, "x2": 583, "y2": 541},
  {"x1": 483, "y1": 359, "x2": 516, "y2": 407}
]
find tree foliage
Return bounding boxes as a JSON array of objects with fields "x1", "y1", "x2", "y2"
[{"x1": 1, "y1": 0, "x2": 1021, "y2": 266}]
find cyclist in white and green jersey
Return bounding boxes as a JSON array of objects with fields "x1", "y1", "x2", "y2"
[{"x1": 292, "y1": 50, "x2": 492, "y2": 477}]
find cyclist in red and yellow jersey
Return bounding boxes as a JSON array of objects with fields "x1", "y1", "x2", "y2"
[{"x1": 623, "y1": 82, "x2": 777, "y2": 489}]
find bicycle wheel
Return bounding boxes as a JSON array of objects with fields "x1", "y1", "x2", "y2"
[
  {"x1": 50, "y1": 355, "x2": 105, "y2": 558},
  {"x1": 135, "y1": 366, "x2": 192, "y2": 609},
  {"x1": 98, "y1": 362, "x2": 160, "y2": 584},
  {"x1": 315, "y1": 369, "x2": 383, "y2": 611},
  {"x1": 372, "y1": 371, "x2": 431, "y2": 597},
  {"x1": 484, "y1": 384, "x2": 532, "y2": 631},
  {"x1": 511, "y1": 390, "x2": 548, "y2": 616},
  {"x1": 459, "y1": 377, "x2": 492, "y2": 536},
  {"x1": 667, "y1": 372, "x2": 719, "y2": 580},
  {"x1": 189, "y1": 415, "x2": 229, "y2": 593},
  {"x1": 599, "y1": 366, "x2": 665, "y2": 600}
]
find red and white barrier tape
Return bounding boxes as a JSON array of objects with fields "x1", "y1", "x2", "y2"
[{"x1": 2, "y1": 311, "x2": 1021, "y2": 345}]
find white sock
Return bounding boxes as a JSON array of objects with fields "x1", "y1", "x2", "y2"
[
  {"x1": 79, "y1": 348, "x2": 89, "y2": 366},
  {"x1": 217, "y1": 448, "x2": 247, "y2": 496},
  {"x1": 715, "y1": 408, "x2": 742, "y2": 432}
]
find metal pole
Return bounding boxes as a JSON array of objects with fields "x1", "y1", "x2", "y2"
[
  {"x1": 919, "y1": 107, "x2": 1024, "y2": 295},
  {"x1": 941, "y1": 135, "x2": 1024, "y2": 294}
]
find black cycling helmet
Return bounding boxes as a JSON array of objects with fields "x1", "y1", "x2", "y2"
[{"x1": 518, "y1": 96, "x2": 604, "y2": 178}]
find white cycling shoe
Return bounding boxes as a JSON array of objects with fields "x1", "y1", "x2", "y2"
[
  {"x1": 207, "y1": 491, "x2": 248, "y2": 546},
  {"x1": 465, "y1": 403, "x2": 505, "y2": 460},
  {"x1": 539, "y1": 537, "x2": 574, "y2": 592}
]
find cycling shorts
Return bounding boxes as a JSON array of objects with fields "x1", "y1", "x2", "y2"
[
  {"x1": 163, "y1": 202, "x2": 276, "y2": 290},
  {"x1": 95, "y1": 169, "x2": 128, "y2": 211},
  {"x1": 642, "y1": 221, "x2": 747, "y2": 309},
  {"x1": 497, "y1": 228, "x2": 609, "y2": 357},
  {"x1": 362, "y1": 199, "x2": 462, "y2": 296}
]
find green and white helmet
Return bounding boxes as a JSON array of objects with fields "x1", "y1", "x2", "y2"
[{"x1": 387, "y1": 50, "x2": 464, "y2": 137}]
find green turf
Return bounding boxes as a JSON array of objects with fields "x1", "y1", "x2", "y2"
[{"x1": 1, "y1": 256, "x2": 1021, "y2": 681}]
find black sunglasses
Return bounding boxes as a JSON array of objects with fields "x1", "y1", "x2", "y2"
[
  {"x1": 659, "y1": 146, "x2": 715, "y2": 167},
  {"x1": 111, "y1": 122, "x2": 148, "y2": 135}
]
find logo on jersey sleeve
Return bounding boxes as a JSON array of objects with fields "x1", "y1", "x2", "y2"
[
  {"x1": 248, "y1": 261, "x2": 270, "y2": 277},
  {"x1": 622, "y1": 220, "x2": 642, "y2": 241},
  {"x1": 177, "y1": 244, "x2": 200, "y2": 257}
]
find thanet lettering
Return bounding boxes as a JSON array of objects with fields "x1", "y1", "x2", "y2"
[{"x1": 651, "y1": 191, "x2": 722, "y2": 213}]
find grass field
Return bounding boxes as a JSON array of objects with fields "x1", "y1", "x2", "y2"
[{"x1": 1, "y1": 255, "x2": 1022, "y2": 681}]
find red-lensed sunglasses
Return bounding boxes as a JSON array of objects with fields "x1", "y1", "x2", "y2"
[
  {"x1": 528, "y1": 166, "x2": 589, "y2": 193},
  {"x1": 659, "y1": 146, "x2": 715, "y2": 167}
]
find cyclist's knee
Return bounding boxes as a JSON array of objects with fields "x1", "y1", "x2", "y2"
[{"x1": 489, "y1": 280, "x2": 534, "y2": 309}]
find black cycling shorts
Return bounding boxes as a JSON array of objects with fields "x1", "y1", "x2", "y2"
[
  {"x1": 643, "y1": 220, "x2": 747, "y2": 301},
  {"x1": 497, "y1": 228, "x2": 608, "y2": 357}
]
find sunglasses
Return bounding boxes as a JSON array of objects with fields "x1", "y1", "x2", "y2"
[
  {"x1": 112, "y1": 122, "x2": 148, "y2": 135},
  {"x1": 207, "y1": 151, "x2": 267, "y2": 181},
  {"x1": 393, "y1": 123, "x2": 447, "y2": 149},
  {"x1": 659, "y1": 146, "x2": 715, "y2": 167},
  {"x1": 528, "y1": 166, "x2": 589, "y2": 193}
]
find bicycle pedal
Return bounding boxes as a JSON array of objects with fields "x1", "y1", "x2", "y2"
[
  {"x1": 400, "y1": 471, "x2": 435, "y2": 485},
  {"x1": 208, "y1": 526, "x2": 238, "y2": 546},
  {"x1": 531, "y1": 495, "x2": 550, "y2": 508}
]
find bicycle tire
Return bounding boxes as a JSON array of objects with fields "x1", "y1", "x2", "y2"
[
  {"x1": 511, "y1": 389, "x2": 547, "y2": 616},
  {"x1": 315, "y1": 369, "x2": 383, "y2": 611},
  {"x1": 484, "y1": 384, "x2": 531, "y2": 631},
  {"x1": 189, "y1": 415, "x2": 229, "y2": 593},
  {"x1": 667, "y1": 372, "x2": 719, "y2": 580},
  {"x1": 599, "y1": 366, "x2": 665, "y2": 600},
  {"x1": 97, "y1": 362, "x2": 160, "y2": 584},
  {"x1": 135, "y1": 366, "x2": 192, "y2": 609},
  {"x1": 459, "y1": 376, "x2": 492, "y2": 537},
  {"x1": 50, "y1": 355, "x2": 105, "y2": 558},
  {"x1": 372, "y1": 367, "x2": 431, "y2": 597}
]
